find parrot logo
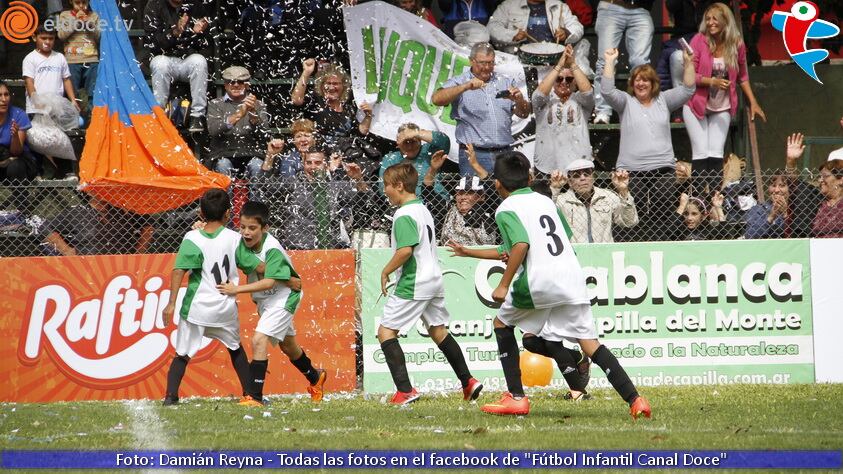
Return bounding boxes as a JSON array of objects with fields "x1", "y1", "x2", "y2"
[{"x1": 772, "y1": 1, "x2": 840, "y2": 84}]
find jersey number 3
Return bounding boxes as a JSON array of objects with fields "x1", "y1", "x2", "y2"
[
  {"x1": 211, "y1": 255, "x2": 231, "y2": 285},
  {"x1": 539, "y1": 215, "x2": 564, "y2": 256}
]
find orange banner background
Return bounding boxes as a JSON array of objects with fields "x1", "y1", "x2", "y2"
[{"x1": 0, "y1": 251, "x2": 356, "y2": 402}]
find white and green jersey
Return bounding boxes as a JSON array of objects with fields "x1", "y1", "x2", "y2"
[
  {"x1": 496, "y1": 188, "x2": 589, "y2": 309},
  {"x1": 244, "y1": 233, "x2": 301, "y2": 314},
  {"x1": 391, "y1": 199, "x2": 444, "y2": 300},
  {"x1": 174, "y1": 227, "x2": 260, "y2": 326}
]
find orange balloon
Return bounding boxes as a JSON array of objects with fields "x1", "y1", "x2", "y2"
[{"x1": 520, "y1": 351, "x2": 554, "y2": 387}]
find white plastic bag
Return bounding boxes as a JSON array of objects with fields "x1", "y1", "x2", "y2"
[
  {"x1": 30, "y1": 93, "x2": 80, "y2": 131},
  {"x1": 28, "y1": 113, "x2": 76, "y2": 161}
]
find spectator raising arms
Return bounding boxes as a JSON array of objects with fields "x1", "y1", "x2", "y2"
[
  {"x1": 143, "y1": 0, "x2": 213, "y2": 132},
  {"x1": 744, "y1": 133, "x2": 826, "y2": 240},
  {"x1": 432, "y1": 42, "x2": 530, "y2": 176},
  {"x1": 684, "y1": 2, "x2": 765, "y2": 195},
  {"x1": 550, "y1": 159, "x2": 638, "y2": 243},
  {"x1": 601, "y1": 47, "x2": 695, "y2": 241},
  {"x1": 291, "y1": 59, "x2": 372, "y2": 150},
  {"x1": 675, "y1": 191, "x2": 725, "y2": 241},
  {"x1": 531, "y1": 45, "x2": 593, "y2": 177}
]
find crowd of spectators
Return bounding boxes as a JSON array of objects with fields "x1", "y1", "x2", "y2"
[{"x1": 1, "y1": 0, "x2": 841, "y2": 257}]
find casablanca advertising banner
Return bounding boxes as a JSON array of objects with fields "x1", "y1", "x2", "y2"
[
  {"x1": 360, "y1": 240, "x2": 814, "y2": 393},
  {"x1": 0, "y1": 251, "x2": 356, "y2": 402},
  {"x1": 343, "y1": 1, "x2": 530, "y2": 161}
]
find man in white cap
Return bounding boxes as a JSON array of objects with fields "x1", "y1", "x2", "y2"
[
  {"x1": 206, "y1": 65, "x2": 270, "y2": 198},
  {"x1": 550, "y1": 159, "x2": 638, "y2": 243}
]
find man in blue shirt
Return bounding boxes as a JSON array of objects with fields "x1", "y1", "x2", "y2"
[{"x1": 432, "y1": 43, "x2": 531, "y2": 176}]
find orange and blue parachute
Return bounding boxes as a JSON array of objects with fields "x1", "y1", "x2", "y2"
[{"x1": 80, "y1": 0, "x2": 230, "y2": 214}]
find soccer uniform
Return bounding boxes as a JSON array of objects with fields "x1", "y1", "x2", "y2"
[
  {"x1": 382, "y1": 199, "x2": 449, "y2": 332},
  {"x1": 173, "y1": 226, "x2": 260, "y2": 357},
  {"x1": 495, "y1": 188, "x2": 597, "y2": 340},
  {"x1": 244, "y1": 233, "x2": 302, "y2": 342}
]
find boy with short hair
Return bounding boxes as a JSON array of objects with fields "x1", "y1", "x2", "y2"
[
  {"x1": 449, "y1": 151, "x2": 651, "y2": 419},
  {"x1": 22, "y1": 24, "x2": 80, "y2": 115},
  {"x1": 217, "y1": 201, "x2": 327, "y2": 406},
  {"x1": 380, "y1": 162, "x2": 483, "y2": 405},
  {"x1": 161, "y1": 189, "x2": 263, "y2": 406}
]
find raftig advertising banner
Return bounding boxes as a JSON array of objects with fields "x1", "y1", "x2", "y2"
[
  {"x1": 360, "y1": 240, "x2": 814, "y2": 393},
  {"x1": 0, "y1": 251, "x2": 356, "y2": 402},
  {"x1": 343, "y1": 1, "x2": 530, "y2": 161}
]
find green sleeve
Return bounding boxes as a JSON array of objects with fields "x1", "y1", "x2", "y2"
[
  {"x1": 393, "y1": 215, "x2": 420, "y2": 248},
  {"x1": 495, "y1": 211, "x2": 530, "y2": 251},
  {"x1": 174, "y1": 239, "x2": 203, "y2": 270},
  {"x1": 264, "y1": 248, "x2": 292, "y2": 281},
  {"x1": 429, "y1": 131, "x2": 451, "y2": 154},
  {"x1": 235, "y1": 241, "x2": 260, "y2": 273},
  {"x1": 556, "y1": 208, "x2": 574, "y2": 239}
]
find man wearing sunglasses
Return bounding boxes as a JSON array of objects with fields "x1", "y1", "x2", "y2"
[
  {"x1": 206, "y1": 66, "x2": 270, "y2": 198},
  {"x1": 531, "y1": 45, "x2": 593, "y2": 181},
  {"x1": 549, "y1": 159, "x2": 638, "y2": 243}
]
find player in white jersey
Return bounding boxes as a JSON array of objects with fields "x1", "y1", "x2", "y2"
[
  {"x1": 379, "y1": 162, "x2": 483, "y2": 405},
  {"x1": 161, "y1": 189, "x2": 263, "y2": 406},
  {"x1": 449, "y1": 151, "x2": 651, "y2": 419},
  {"x1": 217, "y1": 202, "x2": 327, "y2": 406}
]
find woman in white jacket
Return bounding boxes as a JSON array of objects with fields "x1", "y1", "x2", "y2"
[{"x1": 488, "y1": 0, "x2": 584, "y2": 53}]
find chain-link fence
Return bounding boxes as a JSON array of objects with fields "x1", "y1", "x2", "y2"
[{"x1": 0, "y1": 169, "x2": 832, "y2": 257}]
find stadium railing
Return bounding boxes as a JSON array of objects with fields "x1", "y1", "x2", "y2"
[{"x1": 0, "y1": 169, "x2": 828, "y2": 257}]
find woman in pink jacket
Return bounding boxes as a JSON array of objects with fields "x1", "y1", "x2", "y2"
[{"x1": 683, "y1": 2, "x2": 765, "y2": 195}]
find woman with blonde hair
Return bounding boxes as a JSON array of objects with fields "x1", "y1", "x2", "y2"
[
  {"x1": 684, "y1": 2, "x2": 766, "y2": 194},
  {"x1": 291, "y1": 59, "x2": 373, "y2": 149}
]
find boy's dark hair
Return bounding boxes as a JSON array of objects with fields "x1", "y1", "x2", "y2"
[
  {"x1": 383, "y1": 162, "x2": 418, "y2": 194},
  {"x1": 240, "y1": 201, "x2": 270, "y2": 226},
  {"x1": 34, "y1": 23, "x2": 55, "y2": 36},
  {"x1": 494, "y1": 151, "x2": 531, "y2": 191},
  {"x1": 200, "y1": 188, "x2": 231, "y2": 222}
]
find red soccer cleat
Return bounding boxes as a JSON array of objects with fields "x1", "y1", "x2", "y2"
[
  {"x1": 390, "y1": 388, "x2": 421, "y2": 405},
  {"x1": 481, "y1": 392, "x2": 530, "y2": 416},
  {"x1": 630, "y1": 396, "x2": 652, "y2": 420},
  {"x1": 307, "y1": 369, "x2": 327, "y2": 403},
  {"x1": 462, "y1": 378, "x2": 484, "y2": 401}
]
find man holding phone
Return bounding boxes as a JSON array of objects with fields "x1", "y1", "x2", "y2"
[{"x1": 432, "y1": 42, "x2": 531, "y2": 176}]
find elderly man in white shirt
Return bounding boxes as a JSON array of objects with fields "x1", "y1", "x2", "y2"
[{"x1": 551, "y1": 159, "x2": 638, "y2": 243}]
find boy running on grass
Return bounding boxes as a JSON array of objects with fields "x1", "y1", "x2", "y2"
[
  {"x1": 217, "y1": 201, "x2": 327, "y2": 406},
  {"x1": 162, "y1": 189, "x2": 263, "y2": 406},
  {"x1": 448, "y1": 151, "x2": 651, "y2": 419},
  {"x1": 379, "y1": 161, "x2": 483, "y2": 405}
]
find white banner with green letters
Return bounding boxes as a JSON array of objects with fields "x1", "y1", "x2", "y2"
[{"x1": 360, "y1": 240, "x2": 814, "y2": 394}]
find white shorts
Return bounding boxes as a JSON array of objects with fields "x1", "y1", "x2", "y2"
[
  {"x1": 175, "y1": 318, "x2": 241, "y2": 358},
  {"x1": 381, "y1": 295, "x2": 449, "y2": 333},
  {"x1": 538, "y1": 303, "x2": 599, "y2": 343},
  {"x1": 255, "y1": 301, "x2": 296, "y2": 342}
]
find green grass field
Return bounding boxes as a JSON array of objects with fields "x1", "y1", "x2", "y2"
[{"x1": 3, "y1": 384, "x2": 842, "y2": 454}]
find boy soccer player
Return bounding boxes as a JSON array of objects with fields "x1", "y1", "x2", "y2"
[
  {"x1": 161, "y1": 189, "x2": 263, "y2": 406},
  {"x1": 379, "y1": 162, "x2": 483, "y2": 405},
  {"x1": 217, "y1": 201, "x2": 327, "y2": 406},
  {"x1": 449, "y1": 152, "x2": 651, "y2": 419}
]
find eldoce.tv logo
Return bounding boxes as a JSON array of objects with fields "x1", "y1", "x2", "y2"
[
  {"x1": 0, "y1": 1, "x2": 37, "y2": 43},
  {"x1": 772, "y1": 0, "x2": 841, "y2": 84}
]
